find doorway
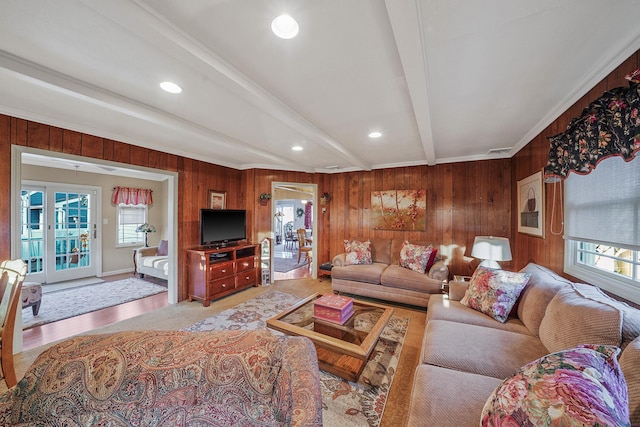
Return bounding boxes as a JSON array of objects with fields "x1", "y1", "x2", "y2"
[
  {"x1": 272, "y1": 182, "x2": 317, "y2": 280},
  {"x1": 11, "y1": 146, "x2": 179, "y2": 304},
  {"x1": 20, "y1": 183, "x2": 101, "y2": 284}
]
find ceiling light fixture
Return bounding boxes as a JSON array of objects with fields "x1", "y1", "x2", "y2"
[
  {"x1": 271, "y1": 14, "x2": 299, "y2": 39},
  {"x1": 291, "y1": 145, "x2": 303, "y2": 151},
  {"x1": 368, "y1": 131, "x2": 382, "y2": 139},
  {"x1": 160, "y1": 81, "x2": 182, "y2": 94}
]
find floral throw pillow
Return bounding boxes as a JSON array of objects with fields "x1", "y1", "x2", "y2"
[
  {"x1": 460, "y1": 266, "x2": 530, "y2": 323},
  {"x1": 481, "y1": 344, "x2": 630, "y2": 427},
  {"x1": 399, "y1": 241, "x2": 434, "y2": 273},
  {"x1": 343, "y1": 239, "x2": 372, "y2": 265}
]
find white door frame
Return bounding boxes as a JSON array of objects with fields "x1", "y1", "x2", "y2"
[{"x1": 271, "y1": 181, "x2": 317, "y2": 279}]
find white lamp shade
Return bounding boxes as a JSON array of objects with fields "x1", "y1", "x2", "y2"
[{"x1": 471, "y1": 236, "x2": 512, "y2": 268}]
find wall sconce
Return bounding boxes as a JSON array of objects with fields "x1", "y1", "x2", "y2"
[{"x1": 471, "y1": 236, "x2": 512, "y2": 269}]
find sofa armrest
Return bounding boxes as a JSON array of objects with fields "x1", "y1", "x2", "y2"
[
  {"x1": 448, "y1": 280, "x2": 470, "y2": 301},
  {"x1": 275, "y1": 337, "x2": 323, "y2": 426},
  {"x1": 332, "y1": 253, "x2": 347, "y2": 267},
  {"x1": 137, "y1": 246, "x2": 159, "y2": 259}
]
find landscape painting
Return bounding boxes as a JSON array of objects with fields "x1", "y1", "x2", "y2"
[{"x1": 371, "y1": 190, "x2": 426, "y2": 231}]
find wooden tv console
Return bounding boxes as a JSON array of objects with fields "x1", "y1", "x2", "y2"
[{"x1": 186, "y1": 243, "x2": 259, "y2": 307}]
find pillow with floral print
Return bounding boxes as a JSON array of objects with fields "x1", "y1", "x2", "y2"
[
  {"x1": 399, "y1": 241, "x2": 434, "y2": 273},
  {"x1": 481, "y1": 344, "x2": 630, "y2": 427},
  {"x1": 460, "y1": 266, "x2": 530, "y2": 323},
  {"x1": 343, "y1": 239, "x2": 372, "y2": 265}
]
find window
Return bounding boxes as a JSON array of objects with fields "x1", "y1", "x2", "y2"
[
  {"x1": 564, "y1": 156, "x2": 640, "y2": 303},
  {"x1": 116, "y1": 204, "x2": 146, "y2": 247}
]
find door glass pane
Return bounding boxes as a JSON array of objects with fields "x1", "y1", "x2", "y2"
[
  {"x1": 55, "y1": 191, "x2": 91, "y2": 271},
  {"x1": 20, "y1": 189, "x2": 44, "y2": 274}
]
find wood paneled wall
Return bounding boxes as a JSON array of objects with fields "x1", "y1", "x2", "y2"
[
  {"x1": 511, "y1": 49, "x2": 640, "y2": 274},
  {"x1": 0, "y1": 115, "x2": 243, "y2": 301},
  {"x1": 247, "y1": 160, "x2": 512, "y2": 278}
]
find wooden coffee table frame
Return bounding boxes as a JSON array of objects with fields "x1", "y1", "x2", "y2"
[{"x1": 266, "y1": 292, "x2": 394, "y2": 382}]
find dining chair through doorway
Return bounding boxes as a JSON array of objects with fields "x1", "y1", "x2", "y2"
[
  {"x1": 0, "y1": 259, "x2": 27, "y2": 388},
  {"x1": 296, "y1": 228, "x2": 312, "y2": 265}
]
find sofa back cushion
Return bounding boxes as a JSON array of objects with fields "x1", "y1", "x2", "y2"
[
  {"x1": 348, "y1": 237, "x2": 391, "y2": 264},
  {"x1": 517, "y1": 263, "x2": 571, "y2": 337},
  {"x1": 157, "y1": 239, "x2": 168, "y2": 256},
  {"x1": 538, "y1": 283, "x2": 622, "y2": 353},
  {"x1": 620, "y1": 336, "x2": 640, "y2": 425}
]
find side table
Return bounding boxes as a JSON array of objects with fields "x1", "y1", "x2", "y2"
[{"x1": 318, "y1": 262, "x2": 333, "y2": 281}]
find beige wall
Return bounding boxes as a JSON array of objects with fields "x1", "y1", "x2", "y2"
[{"x1": 21, "y1": 164, "x2": 167, "y2": 274}]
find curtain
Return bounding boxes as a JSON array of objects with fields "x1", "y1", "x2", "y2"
[
  {"x1": 304, "y1": 202, "x2": 312, "y2": 229},
  {"x1": 112, "y1": 186, "x2": 153, "y2": 205},
  {"x1": 544, "y1": 68, "x2": 640, "y2": 183}
]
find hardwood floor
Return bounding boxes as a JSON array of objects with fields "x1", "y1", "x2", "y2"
[{"x1": 22, "y1": 265, "x2": 312, "y2": 351}]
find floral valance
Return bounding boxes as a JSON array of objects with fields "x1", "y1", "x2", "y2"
[
  {"x1": 544, "y1": 68, "x2": 640, "y2": 183},
  {"x1": 112, "y1": 186, "x2": 153, "y2": 205}
]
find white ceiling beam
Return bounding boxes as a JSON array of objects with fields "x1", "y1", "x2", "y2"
[
  {"x1": 384, "y1": 0, "x2": 436, "y2": 165},
  {"x1": 0, "y1": 50, "x2": 300, "y2": 169},
  {"x1": 83, "y1": 0, "x2": 371, "y2": 171}
]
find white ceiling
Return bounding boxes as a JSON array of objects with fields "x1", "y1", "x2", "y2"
[{"x1": 2, "y1": 0, "x2": 639, "y2": 173}]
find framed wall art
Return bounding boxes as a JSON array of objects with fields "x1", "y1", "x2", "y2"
[
  {"x1": 517, "y1": 171, "x2": 545, "y2": 237},
  {"x1": 371, "y1": 189, "x2": 426, "y2": 231},
  {"x1": 208, "y1": 190, "x2": 226, "y2": 210}
]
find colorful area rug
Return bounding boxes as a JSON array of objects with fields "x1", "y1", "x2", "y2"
[
  {"x1": 22, "y1": 277, "x2": 167, "y2": 330},
  {"x1": 184, "y1": 291, "x2": 409, "y2": 427}
]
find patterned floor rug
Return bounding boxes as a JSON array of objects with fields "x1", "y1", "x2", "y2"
[
  {"x1": 183, "y1": 290, "x2": 409, "y2": 427},
  {"x1": 22, "y1": 277, "x2": 167, "y2": 330}
]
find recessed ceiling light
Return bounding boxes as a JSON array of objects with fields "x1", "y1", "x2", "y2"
[
  {"x1": 291, "y1": 145, "x2": 303, "y2": 151},
  {"x1": 160, "y1": 81, "x2": 182, "y2": 94},
  {"x1": 368, "y1": 131, "x2": 382, "y2": 139},
  {"x1": 271, "y1": 14, "x2": 299, "y2": 39}
]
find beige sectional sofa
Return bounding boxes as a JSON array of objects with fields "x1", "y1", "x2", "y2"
[
  {"x1": 407, "y1": 263, "x2": 640, "y2": 426},
  {"x1": 331, "y1": 237, "x2": 449, "y2": 307}
]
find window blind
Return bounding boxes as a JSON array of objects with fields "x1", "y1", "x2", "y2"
[{"x1": 564, "y1": 156, "x2": 640, "y2": 250}]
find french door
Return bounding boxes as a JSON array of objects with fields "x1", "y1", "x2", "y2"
[{"x1": 21, "y1": 184, "x2": 99, "y2": 283}]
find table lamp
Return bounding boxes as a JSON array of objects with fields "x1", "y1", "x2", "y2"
[{"x1": 471, "y1": 236, "x2": 512, "y2": 269}]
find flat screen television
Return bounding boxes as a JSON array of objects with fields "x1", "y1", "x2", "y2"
[{"x1": 200, "y1": 209, "x2": 247, "y2": 247}]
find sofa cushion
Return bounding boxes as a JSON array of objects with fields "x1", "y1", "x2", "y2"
[
  {"x1": 427, "y1": 294, "x2": 532, "y2": 336},
  {"x1": 380, "y1": 265, "x2": 443, "y2": 293},
  {"x1": 517, "y1": 263, "x2": 571, "y2": 337},
  {"x1": 481, "y1": 345, "x2": 630, "y2": 427},
  {"x1": 570, "y1": 283, "x2": 640, "y2": 350},
  {"x1": 460, "y1": 267, "x2": 530, "y2": 323},
  {"x1": 331, "y1": 263, "x2": 387, "y2": 285},
  {"x1": 538, "y1": 284, "x2": 622, "y2": 353},
  {"x1": 399, "y1": 241, "x2": 434, "y2": 273},
  {"x1": 421, "y1": 320, "x2": 549, "y2": 379},
  {"x1": 620, "y1": 336, "x2": 640, "y2": 425},
  {"x1": 343, "y1": 239, "x2": 372, "y2": 265},
  {"x1": 407, "y1": 364, "x2": 502, "y2": 427}
]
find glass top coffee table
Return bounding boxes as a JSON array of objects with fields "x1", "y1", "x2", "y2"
[{"x1": 266, "y1": 292, "x2": 394, "y2": 382}]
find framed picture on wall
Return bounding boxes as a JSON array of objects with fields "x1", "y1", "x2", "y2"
[
  {"x1": 208, "y1": 190, "x2": 226, "y2": 210},
  {"x1": 517, "y1": 171, "x2": 545, "y2": 238}
]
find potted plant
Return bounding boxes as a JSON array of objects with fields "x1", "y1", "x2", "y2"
[
  {"x1": 259, "y1": 193, "x2": 272, "y2": 206},
  {"x1": 320, "y1": 192, "x2": 331, "y2": 205}
]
